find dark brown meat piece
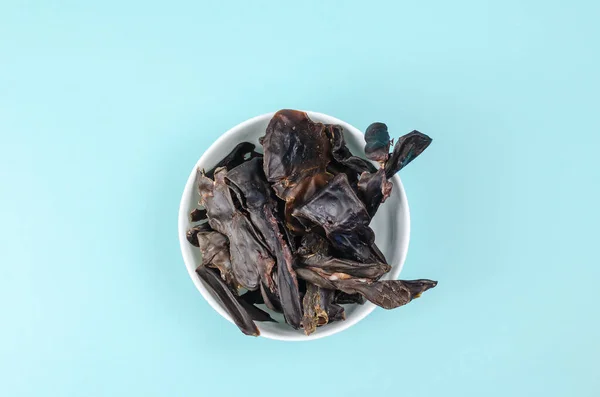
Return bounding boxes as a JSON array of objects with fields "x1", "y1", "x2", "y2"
[
  {"x1": 326, "y1": 161, "x2": 359, "y2": 184},
  {"x1": 186, "y1": 222, "x2": 212, "y2": 247},
  {"x1": 271, "y1": 216, "x2": 302, "y2": 328},
  {"x1": 357, "y1": 169, "x2": 393, "y2": 218},
  {"x1": 196, "y1": 266, "x2": 259, "y2": 336},
  {"x1": 351, "y1": 279, "x2": 438, "y2": 309},
  {"x1": 353, "y1": 129, "x2": 431, "y2": 218},
  {"x1": 301, "y1": 284, "x2": 345, "y2": 335},
  {"x1": 297, "y1": 233, "x2": 330, "y2": 257},
  {"x1": 197, "y1": 168, "x2": 274, "y2": 291},
  {"x1": 327, "y1": 124, "x2": 377, "y2": 175},
  {"x1": 205, "y1": 142, "x2": 262, "y2": 179},
  {"x1": 385, "y1": 130, "x2": 432, "y2": 178},
  {"x1": 189, "y1": 208, "x2": 208, "y2": 223},
  {"x1": 301, "y1": 256, "x2": 391, "y2": 279},
  {"x1": 196, "y1": 231, "x2": 236, "y2": 288},
  {"x1": 292, "y1": 173, "x2": 382, "y2": 263},
  {"x1": 226, "y1": 158, "x2": 271, "y2": 211},
  {"x1": 301, "y1": 284, "x2": 328, "y2": 335},
  {"x1": 262, "y1": 110, "x2": 331, "y2": 184},
  {"x1": 364, "y1": 122, "x2": 391, "y2": 163},
  {"x1": 297, "y1": 233, "x2": 391, "y2": 279},
  {"x1": 296, "y1": 267, "x2": 437, "y2": 310},
  {"x1": 261, "y1": 110, "x2": 334, "y2": 233},
  {"x1": 226, "y1": 158, "x2": 302, "y2": 329},
  {"x1": 271, "y1": 171, "x2": 333, "y2": 233}
]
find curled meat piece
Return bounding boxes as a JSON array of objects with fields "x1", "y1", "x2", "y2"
[
  {"x1": 385, "y1": 130, "x2": 432, "y2": 178},
  {"x1": 262, "y1": 110, "x2": 331, "y2": 184},
  {"x1": 196, "y1": 266, "x2": 259, "y2": 336},
  {"x1": 189, "y1": 208, "x2": 208, "y2": 223},
  {"x1": 186, "y1": 222, "x2": 212, "y2": 247},
  {"x1": 196, "y1": 231, "x2": 236, "y2": 288},
  {"x1": 364, "y1": 122, "x2": 391, "y2": 163},
  {"x1": 327, "y1": 124, "x2": 377, "y2": 175},
  {"x1": 292, "y1": 173, "x2": 382, "y2": 263},
  {"x1": 357, "y1": 169, "x2": 393, "y2": 218},
  {"x1": 356, "y1": 129, "x2": 432, "y2": 217},
  {"x1": 227, "y1": 157, "x2": 303, "y2": 329},
  {"x1": 261, "y1": 109, "x2": 334, "y2": 233},
  {"x1": 197, "y1": 168, "x2": 273, "y2": 291},
  {"x1": 205, "y1": 142, "x2": 262, "y2": 179},
  {"x1": 297, "y1": 234, "x2": 391, "y2": 279},
  {"x1": 301, "y1": 284, "x2": 345, "y2": 336},
  {"x1": 296, "y1": 267, "x2": 437, "y2": 310}
]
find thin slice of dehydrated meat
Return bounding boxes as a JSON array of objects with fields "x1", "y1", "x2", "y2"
[
  {"x1": 227, "y1": 158, "x2": 279, "y2": 263},
  {"x1": 196, "y1": 231, "x2": 228, "y2": 266},
  {"x1": 296, "y1": 267, "x2": 437, "y2": 310},
  {"x1": 295, "y1": 267, "x2": 338, "y2": 290},
  {"x1": 189, "y1": 208, "x2": 208, "y2": 223},
  {"x1": 226, "y1": 158, "x2": 271, "y2": 211},
  {"x1": 271, "y1": 218, "x2": 303, "y2": 328},
  {"x1": 301, "y1": 256, "x2": 391, "y2": 279},
  {"x1": 197, "y1": 169, "x2": 274, "y2": 291},
  {"x1": 227, "y1": 158, "x2": 302, "y2": 328},
  {"x1": 297, "y1": 233, "x2": 329, "y2": 257},
  {"x1": 292, "y1": 173, "x2": 381, "y2": 263},
  {"x1": 349, "y1": 279, "x2": 438, "y2": 310},
  {"x1": 301, "y1": 283, "x2": 329, "y2": 335},
  {"x1": 364, "y1": 122, "x2": 391, "y2": 163},
  {"x1": 271, "y1": 170, "x2": 333, "y2": 233},
  {"x1": 292, "y1": 173, "x2": 370, "y2": 230},
  {"x1": 325, "y1": 124, "x2": 376, "y2": 183},
  {"x1": 327, "y1": 124, "x2": 377, "y2": 175},
  {"x1": 301, "y1": 284, "x2": 345, "y2": 336},
  {"x1": 186, "y1": 222, "x2": 212, "y2": 247},
  {"x1": 357, "y1": 169, "x2": 393, "y2": 218},
  {"x1": 385, "y1": 131, "x2": 432, "y2": 178},
  {"x1": 297, "y1": 233, "x2": 390, "y2": 279},
  {"x1": 262, "y1": 110, "x2": 331, "y2": 184},
  {"x1": 356, "y1": 129, "x2": 431, "y2": 218},
  {"x1": 261, "y1": 110, "x2": 335, "y2": 233},
  {"x1": 326, "y1": 161, "x2": 359, "y2": 184},
  {"x1": 205, "y1": 142, "x2": 262, "y2": 179},
  {"x1": 196, "y1": 266, "x2": 259, "y2": 336},
  {"x1": 196, "y1": 231, "x2": 236, "y2": 288}
]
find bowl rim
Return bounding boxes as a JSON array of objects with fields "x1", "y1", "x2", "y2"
[{"x1": 178, "y1": 110, "x2": 410, "y2": 341}]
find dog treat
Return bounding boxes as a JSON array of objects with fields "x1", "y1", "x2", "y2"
[{"x1": 188, "y1": 110, "x2": 437, "y2": 336}]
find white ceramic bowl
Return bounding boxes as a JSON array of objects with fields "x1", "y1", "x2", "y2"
[{"x1": 178, "y1": 111, "x2": 410, "y2": 341}]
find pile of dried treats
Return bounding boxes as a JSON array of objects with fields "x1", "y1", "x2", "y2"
[{"x1": 187, "y1": 110, "x2": 437, "y2": 336}]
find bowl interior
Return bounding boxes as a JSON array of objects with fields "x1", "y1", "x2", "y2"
[{"x1": 178, "y1": 111, "x2": 409, "y2": 341}]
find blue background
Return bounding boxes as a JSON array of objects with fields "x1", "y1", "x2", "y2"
[{"x1": 1, "y1": 1, "x2": 599, "y2": 396}]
